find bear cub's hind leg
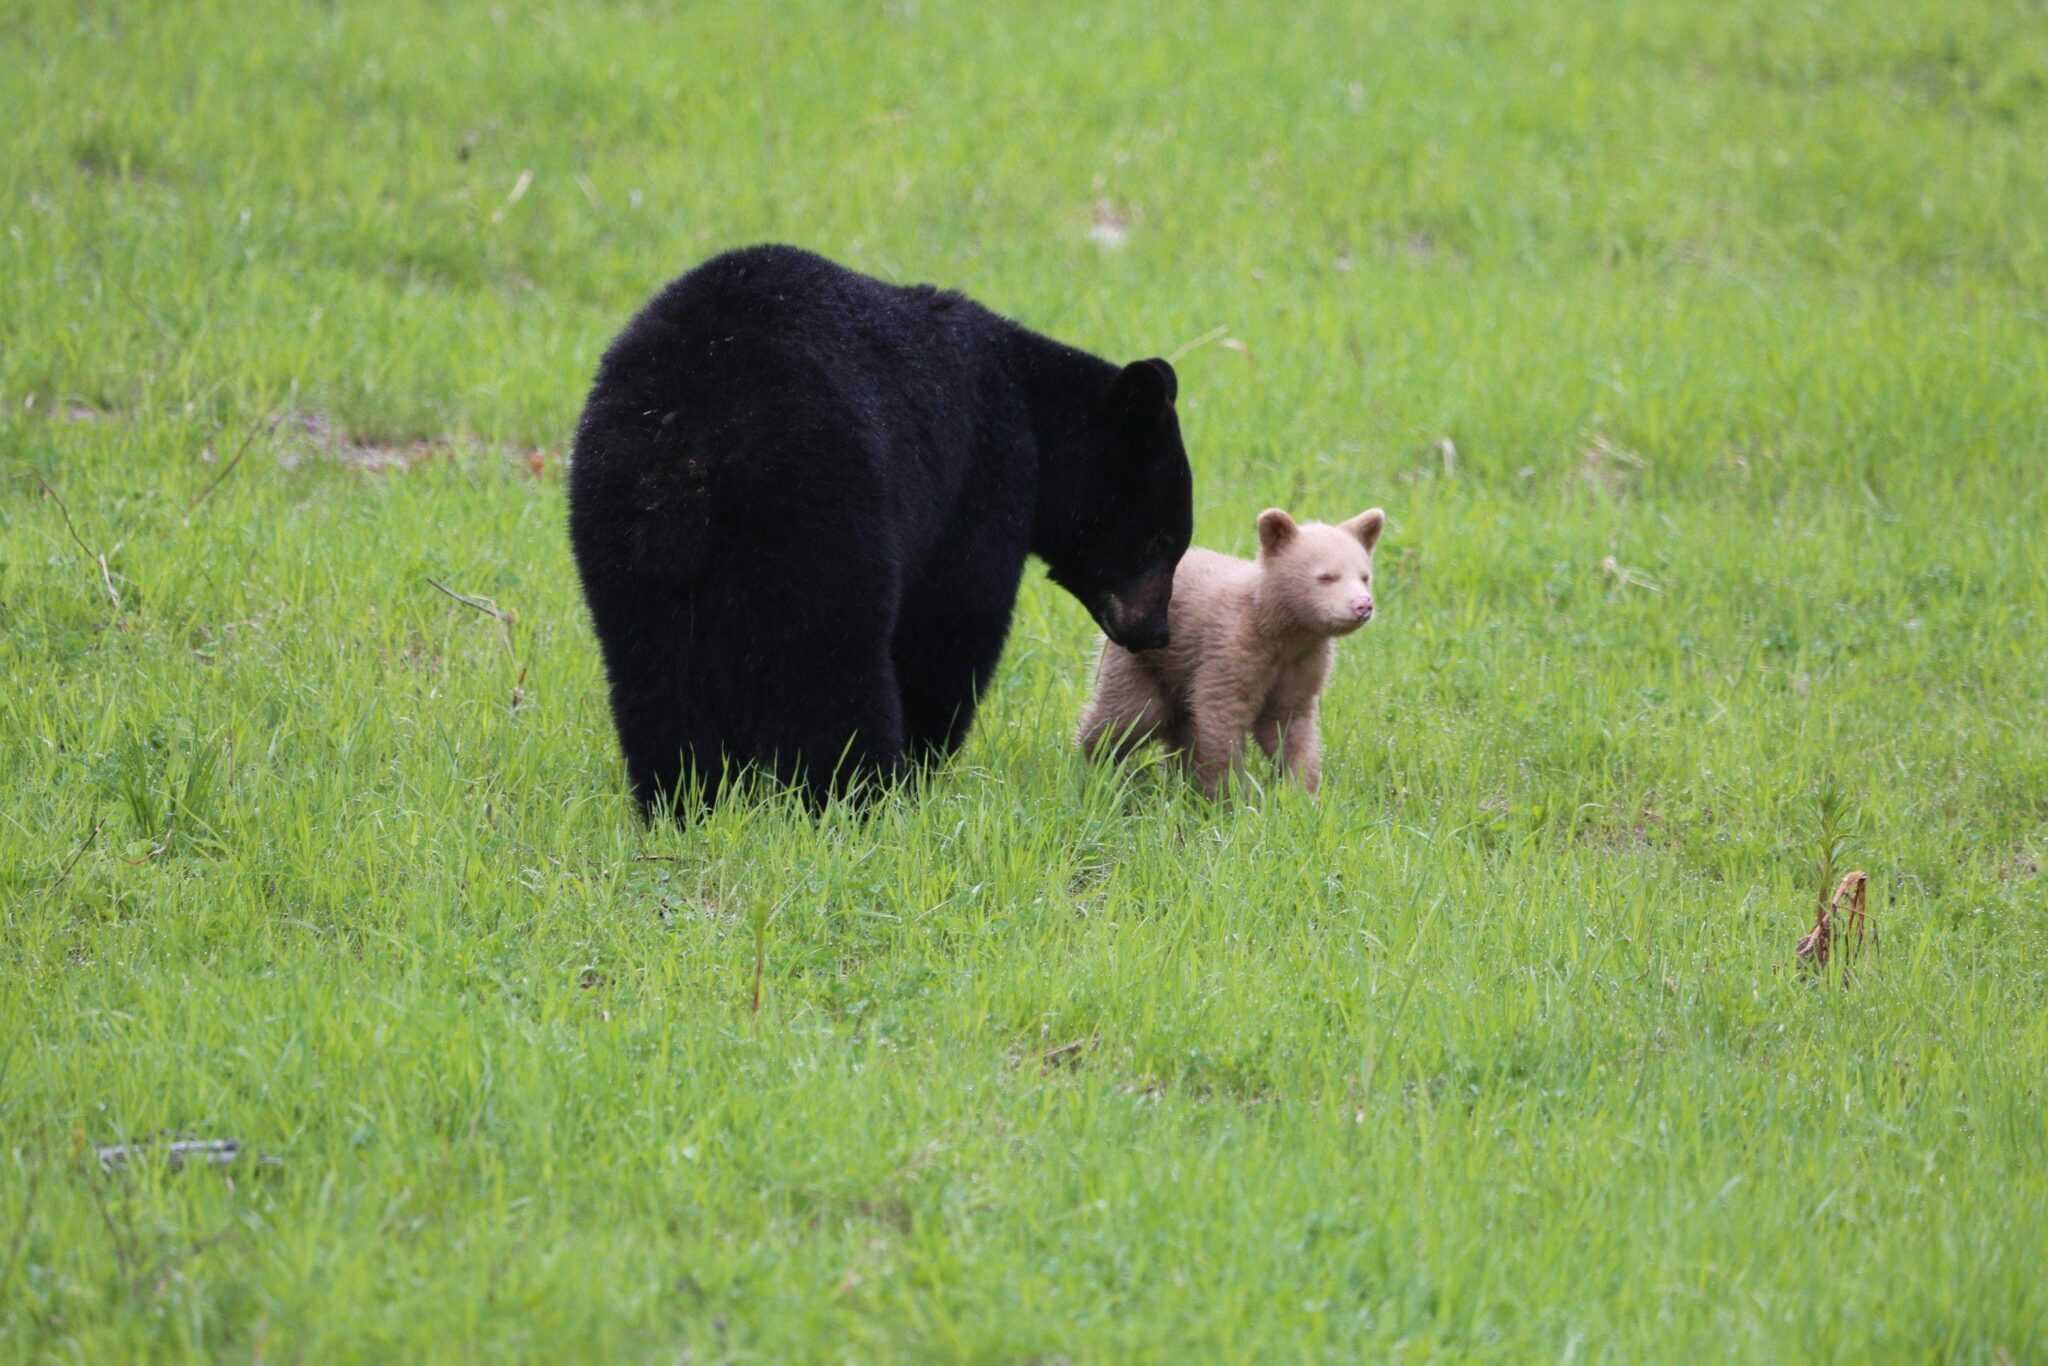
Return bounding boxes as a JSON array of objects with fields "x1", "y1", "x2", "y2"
[{"x1": 1078, "y1": 651, "x2": 1172, "y2": 762}]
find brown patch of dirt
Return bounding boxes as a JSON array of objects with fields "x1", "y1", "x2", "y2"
[{"x1": 274, "y1": 412, "x2": 554, "y2": 477}]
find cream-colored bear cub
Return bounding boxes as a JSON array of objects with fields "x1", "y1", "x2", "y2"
[{"x1": 1077, "y1": 505, "x2": 1385, "y2": 797}]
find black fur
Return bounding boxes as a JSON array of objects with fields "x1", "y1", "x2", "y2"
[{"x1": 567, "y1": 245, "x2": 1194, "y2": 816}]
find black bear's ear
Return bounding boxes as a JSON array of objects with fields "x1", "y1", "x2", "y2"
[
  {"x1": 1140, "y1": 357, "x2": 1178, "y2": 404},
  {"x1": 1108, "y1": 357, "x2": 1177, "y2": 431}
]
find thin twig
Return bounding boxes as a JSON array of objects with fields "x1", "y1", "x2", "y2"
[
  {"x1": 425, "y1": 577, "x2": 517, "y2": 662},
  {"x1": 185, "y1": 412, "x2": 281, "y2": 524},
  {"x1": 96, "y1": 1138, "x2": 265, "y2": 1172},
  {"x1": 48, "y1": 819, "x2": 104, "y2": 897},
  {"x1": 35, "y1": 473, "x2": 93, "y2": 559},
  {"x1": 33, "y1": 473, "x2": 121, "y2": 611}
]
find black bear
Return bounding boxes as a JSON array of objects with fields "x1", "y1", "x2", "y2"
[{"x1": 567, "y1": 244, "x2": 1194, "y2": 816}]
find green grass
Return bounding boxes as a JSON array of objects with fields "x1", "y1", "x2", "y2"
[{"x1": 4, "y1": 0, "x2": 2046, "y2": 1357}]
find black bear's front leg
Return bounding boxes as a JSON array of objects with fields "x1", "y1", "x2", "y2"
[
  {"x1": 775, "y1": 652, "x2": 911, "y2": 808},
  {"x1": 893, "y1": 608, "x2": 1013, "y2": 767}
]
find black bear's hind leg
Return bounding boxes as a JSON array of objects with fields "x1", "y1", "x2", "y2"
[
  {"x1": 619, "y1": 704, "x2": 691, "y2": 821},
  {"x1": 605, "y1": 643, "x2": 726, "y2": 823}
]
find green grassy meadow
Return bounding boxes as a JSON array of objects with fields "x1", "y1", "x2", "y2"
[{"x1": 4, "y1": 0, "x2": 2047, "y2": 1357}]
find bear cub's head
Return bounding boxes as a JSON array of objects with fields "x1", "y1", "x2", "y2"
[{"x1": 1254, "y1": 506, "x2": 1387, "y2": 638}]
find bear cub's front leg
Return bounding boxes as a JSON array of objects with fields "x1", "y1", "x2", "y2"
[{"x1": 1186, "y1": 674, "x2": 1260, "y2": 798}]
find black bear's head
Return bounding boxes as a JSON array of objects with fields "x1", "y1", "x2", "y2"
[{"x1": 1042, "y1": 357, "x2": 1193, "y2": 652}]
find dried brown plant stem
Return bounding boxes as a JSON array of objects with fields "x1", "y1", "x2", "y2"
[
  {"x1": 185, "y1": 412, "x2": 282, "y2": 524},
  {"x1": 425, "y1": 577, "x2": 517, "y2": 661},
  {"x1": 1796, "y1": 869, "x2": 1871, "y2": 987},
  {"x1": 33, "y1": 472, "x2": 122, "y2": 612},
  {"x1": 48, "y1": 819, "x2": 104, "y2": 897},
  {"x1": 426, "y1": 577, "x2": 527, "y2": 708}
]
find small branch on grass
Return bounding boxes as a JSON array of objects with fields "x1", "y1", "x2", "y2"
[
  {"x1": 96, "y1": 1136, "x2": 282, "y2": 1175},
  {"x1": 33, "y1": 472, "x2": 122, "y2": 612},
  {"x1": 184, "y1": 412, "x2": 281, "y2": 525},
  {"x1": 99, "y1": 1137, "x2": 219, "y2": 1171},
  {"x1": 425, "y1": 577, "x2": 517, "y2": 658},
  {"x1": 425, "y1": 576, "x2": 527, "y2": 708},
  {"x1": 47, "y1": 819, "x2": 104, "y2": 897}
]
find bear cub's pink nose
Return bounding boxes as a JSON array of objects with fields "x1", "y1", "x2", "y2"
[{"x1": 1351, "y1": 593, "x2": 1375, "y2": 621}]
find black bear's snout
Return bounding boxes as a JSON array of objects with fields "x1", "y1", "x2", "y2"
[
  {"x1": 1096, "y1": 572, "x2": 1175, "y2": 652},
  {"x1": 1114, "y1": 620, "x2": 1172, "y2": 653}
]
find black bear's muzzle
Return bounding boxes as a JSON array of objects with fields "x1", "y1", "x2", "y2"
[{"x1": 1094, "y1": 573, "x2": 1175, "y2": 652}]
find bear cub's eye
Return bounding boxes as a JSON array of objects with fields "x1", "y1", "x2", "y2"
[{"x1": 1316, "y1": 571, "x2": 1339, "y2": 584}]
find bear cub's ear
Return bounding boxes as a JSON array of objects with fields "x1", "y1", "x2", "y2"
[
  {"x1": 1257, "y1": 507, "x2": 1298, "y2": 558},
  {"x1": 1343, "y1": 507, "x2": 1386, "y2": 552},
  {"x1": 1108, "y1": 357, "x2": 1178, "y2": 431}
]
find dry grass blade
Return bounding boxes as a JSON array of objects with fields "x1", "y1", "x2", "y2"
[
  {"x1": 490, "y1": 168, "x2": 534, "y2": 224},
  {"x1": 1601, "y1": 555, "x2": 1662, "y2": 593},
  {"x1": 1582, "y1": 434, "x2": 1649, "y2": 489},
  {"x1": 1166, "y1": 324, "x2": 1253, "y2": 364}
]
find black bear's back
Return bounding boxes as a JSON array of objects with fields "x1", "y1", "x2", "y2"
[
  {"x1": 568, "y1": 245, "x2": 1024, "y2": 589},
  {"x1": 601, "y1": 244, "x2": 996, "y2": 416}
]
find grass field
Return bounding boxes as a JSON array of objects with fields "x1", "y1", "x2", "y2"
[{"x1": 5, "y1": 0, "x2": 2047, "y2": 1357}]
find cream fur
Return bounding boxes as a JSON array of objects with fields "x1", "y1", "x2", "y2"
[{"x1": 1077, "y1": 505, "x2": 1385, "y2": 797}]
